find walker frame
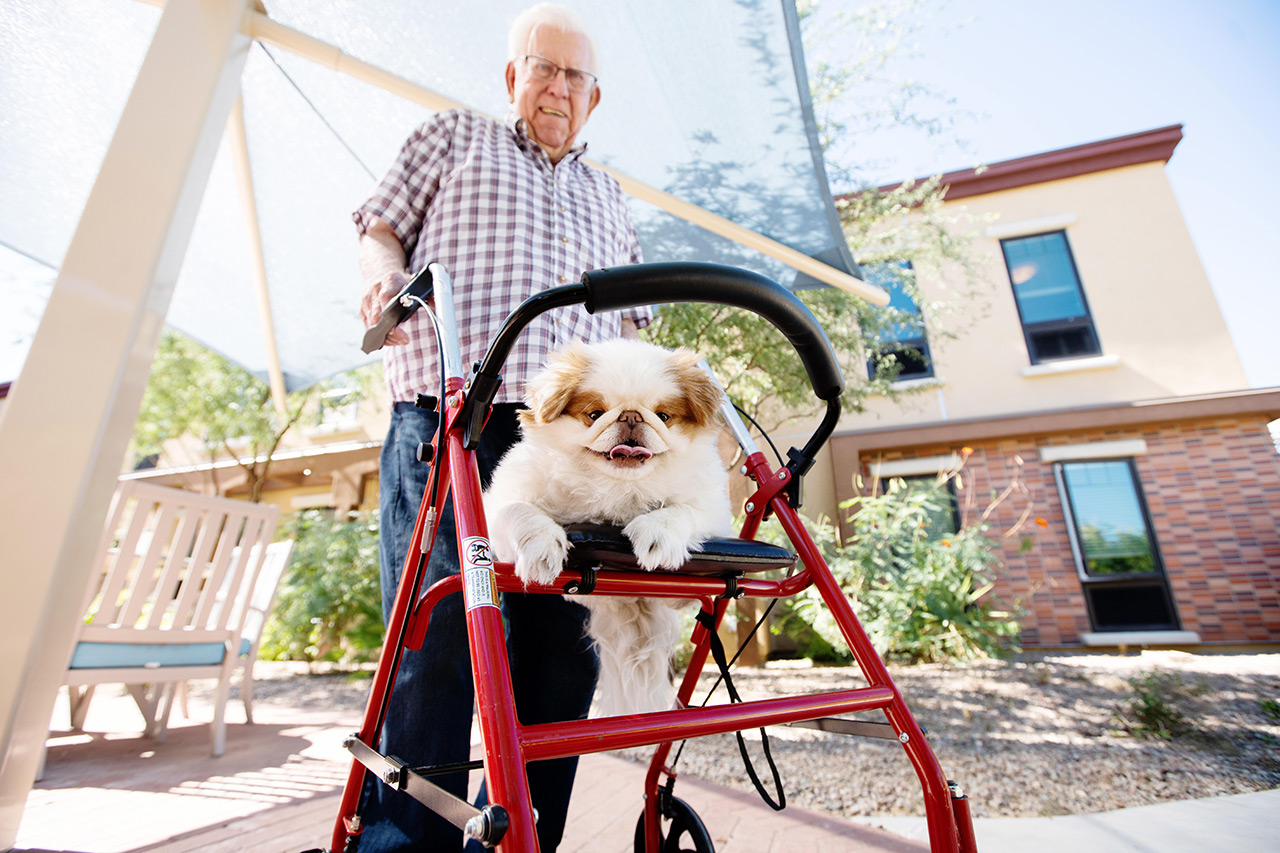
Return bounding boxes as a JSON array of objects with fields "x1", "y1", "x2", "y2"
[{"x1": 329, "y1": 261, "x2": 979, "y2": 853}]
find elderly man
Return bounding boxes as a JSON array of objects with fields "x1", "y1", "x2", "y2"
[{"x1": 353, "y1": 4, "x2": 648, "y2": 851}]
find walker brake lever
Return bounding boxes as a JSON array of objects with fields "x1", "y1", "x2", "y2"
[{"x1": 361, "y1": 266, "x2": 436, "y2": 354}]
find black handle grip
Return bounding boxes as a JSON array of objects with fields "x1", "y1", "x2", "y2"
[
  {"x1": 361, "y1": 266, "x2": 436, "y2": 354},
  {"x1": 581, "y1": 262, "x2": 845, "y2": 401}
]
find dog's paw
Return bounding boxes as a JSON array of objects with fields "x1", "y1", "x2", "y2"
[
  {"x1": 623, "y1": 515, "x2": 693, "y2": 571},
  {"x1": 493, "y1": 503, "x2": 571, "y2": 587},
  {"x1": 511, "y1": 523, "x2": 571, "y2": 587}
]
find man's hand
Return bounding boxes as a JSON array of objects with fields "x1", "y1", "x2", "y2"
[
  {"x1": 360, "y1": 271, "x2": 411, "y2": 347},
  {"x1": 359, "y1": 219, "x2": 413, "y2": 347}
]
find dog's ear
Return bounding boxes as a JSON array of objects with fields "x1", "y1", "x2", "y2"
[
  {"x1": 668, "y1": 349, "x2": 724, "y2": 428},
  {"x1": 525, "y1": 342, "x2": 593, "y2": 424}
]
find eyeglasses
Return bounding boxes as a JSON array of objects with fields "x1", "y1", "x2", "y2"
[{"x1": 518, "y1": 54, "x2": 597, "y2": 93}]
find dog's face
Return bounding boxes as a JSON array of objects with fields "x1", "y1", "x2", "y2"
[{"x1": 520, "y1": 339, "x2": 723, "y2": 480}]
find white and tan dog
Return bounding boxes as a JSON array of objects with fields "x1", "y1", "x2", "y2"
[{"x1": 485, "y1": 338, "x2": 733, "y2": 716}]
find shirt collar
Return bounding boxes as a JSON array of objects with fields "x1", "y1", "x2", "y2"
[{"x1": 505, "y1": 112, "x2": 589, "y2": 165}]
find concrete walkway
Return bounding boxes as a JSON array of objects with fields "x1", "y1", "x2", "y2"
[{"x1": 848, "y1": 788, "x2": 1280, "y2": 852}]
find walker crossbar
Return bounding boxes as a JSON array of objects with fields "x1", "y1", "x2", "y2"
[
  {"x1": 330, "y1": 261, "x2": 978, "y2": 853},
  {"x1": 518, "y1": 686, "x2": 897, "y2": 761}
]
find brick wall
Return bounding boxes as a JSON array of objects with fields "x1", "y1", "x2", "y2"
[
  {"x1": 850, "y1": 416, "x2": 1280, "y2": 647},
  {"x1": 1134, "y1": 417, "x2": 1280, "y2": 642}
]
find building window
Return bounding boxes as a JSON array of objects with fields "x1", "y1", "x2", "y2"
[
  {"x1": 864, "y1": 261, "x2": 933, "y2": 382},
  {"x1": 1000, "y1": 231, "x2": 1101, "y2": 364},
  {"x1": 893, "y1": 474, "x2": 959, "y2": 539},
  {"x1": 1054, "y1": 458, "x2": 1178, "y2": 632}
]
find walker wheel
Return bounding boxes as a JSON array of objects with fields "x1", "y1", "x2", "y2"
[{"x1": 633, "y1": 796, "x2": 715, "y2": 852}]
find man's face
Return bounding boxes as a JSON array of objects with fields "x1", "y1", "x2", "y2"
[{"x1": 505, "y1": 24, "x2": 600, "y2": 164}]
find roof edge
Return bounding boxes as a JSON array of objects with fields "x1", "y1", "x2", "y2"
[
  {"x1": 834, "y1": 386, "x2": 1280, "y2": 453},
  {"x1": 867, "y1": 124, "x2": 1184, "y2": 201}
]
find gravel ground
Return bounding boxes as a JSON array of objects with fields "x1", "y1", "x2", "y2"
[{"x1": 240, "y1": 649, "x2": 1280, "y2": 820}]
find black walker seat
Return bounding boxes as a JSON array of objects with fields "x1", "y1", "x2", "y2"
[{"x1": 562, "y1": 523, "x2": 797, "y2": 576}]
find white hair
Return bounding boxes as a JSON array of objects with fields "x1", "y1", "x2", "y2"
[{"x1": 507, "y1": 3, "x2": 599, "y2": 75}]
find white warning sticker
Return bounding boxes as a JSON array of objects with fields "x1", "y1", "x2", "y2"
[{"x1": 461, "y1": 536, "x2": 499, "y2": 610}]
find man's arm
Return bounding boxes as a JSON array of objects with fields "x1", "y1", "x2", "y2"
[
  {"x1": 359, "y1": 217, "x2": 411, "y2": 346},
  {"x1": 620, "y1": 318, "x2": 639, "y2": 340}
]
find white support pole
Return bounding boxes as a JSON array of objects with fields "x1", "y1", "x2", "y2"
[
  {"x1": 0, "y1": 0, "x2": 253, "y2": 845},
  {"x1": 228, "y1": 94, "x2": 290, "y2": 416}
]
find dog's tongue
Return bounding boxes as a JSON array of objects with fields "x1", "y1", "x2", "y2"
[{"x1": 609, "y1": 444, "x2": 653, "y2": 460}]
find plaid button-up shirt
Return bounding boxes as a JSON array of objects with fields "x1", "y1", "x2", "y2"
[{"x1": 354, "y1": 109, "x2": 649, "y2": 404}]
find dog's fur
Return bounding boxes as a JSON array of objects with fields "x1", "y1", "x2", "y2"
[{"x1": 485, "y1": 338, "x2": 733, "y2": 716}]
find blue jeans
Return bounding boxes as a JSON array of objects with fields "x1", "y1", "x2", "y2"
[{"x1": 358, "y1": 402, "x2": 598, "y2": 852}]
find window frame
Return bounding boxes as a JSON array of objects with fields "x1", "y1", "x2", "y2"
[
  {"x1": 863, "y1": 260, "x2": 934, "y2": 382},
  {"x1": 868, "y1": 338, "x2": 934, "y2": 383},
  {"x1": 1054, "y1": 457, "x2": 1165, "y2": 583},
  {"x1": 1000, "y1": 230, "x2": 1101, "y2": 365},
  {"x1": 893, "y1": 473, "x2": 960, "y2": 538},
  {"x1": 1053, "y1": 456, "x2": 1180, "y2": 632}
]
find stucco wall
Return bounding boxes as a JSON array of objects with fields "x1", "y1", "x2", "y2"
[{"x1": 844, "y1": 161, "x2": 1248, "y2": 433}]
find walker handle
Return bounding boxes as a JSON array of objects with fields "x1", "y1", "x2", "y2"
[
  {"x1": 360, "y1": 266, "x2": 435, "y2": 354},
  {"x1": 581, "y1": 263, "x2": 845, "y2": 402}
]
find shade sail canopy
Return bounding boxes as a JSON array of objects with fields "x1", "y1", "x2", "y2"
[{"x1": 0, "y1": 0, "x2": 863, "y2": 392}]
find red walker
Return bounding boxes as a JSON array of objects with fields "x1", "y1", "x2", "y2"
[{"x1": 330, "y1": 261, "x2": 979, "y2": 852}]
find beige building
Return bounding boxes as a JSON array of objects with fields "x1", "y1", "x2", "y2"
[
  {"x1": 850, "y1": 125, "x2": 1245, "y2": 425},
  {"x1": 821, "y1": 125, "x2": 1280, "y2": 649}
]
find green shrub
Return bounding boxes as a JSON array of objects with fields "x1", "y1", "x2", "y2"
[
  {"x1": 1121, "y1": 670, "x2": 1192, "y2": 739},
  {"x1": 764, "y1": 476, "x2": 1021, "y2": 664},
  {"x1": 262, "y1": 509, "x2": 385, "y2": 664}
]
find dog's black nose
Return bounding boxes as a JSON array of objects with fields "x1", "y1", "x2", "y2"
[{"x1": 619, "y1": 410, "x2": 643, "y2": 427}]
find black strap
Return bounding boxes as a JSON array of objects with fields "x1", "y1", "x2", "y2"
[{"x1": 694, "y1": 609, "x2": 786, "y2": 811}]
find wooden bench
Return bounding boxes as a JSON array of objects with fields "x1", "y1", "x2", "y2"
[{"x1": 58, "y1": 480, "x2": 289, "y2": 757}]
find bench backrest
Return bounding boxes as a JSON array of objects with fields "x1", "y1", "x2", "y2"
[{"x1": 81, "y1": 481, "x2": 281, "y2": 643}]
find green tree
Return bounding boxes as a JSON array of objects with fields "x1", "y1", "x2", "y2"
[
  {"x1": 132, "y1": 330, "x2": 380, "y2": 501},
  {"x1": 800, "y1": 0, "x2": 975, "y2": 189},
  {"x1": 645, "y1": 0, "x2": 992, "y2": 427}
]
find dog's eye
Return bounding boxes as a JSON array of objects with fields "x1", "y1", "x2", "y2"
[
  {"x1": 656, "y1": 412, "x2": 670, "y2": 423},
  {"x1": 588, "y1": 410, "x2": 604, "y2": 421}
]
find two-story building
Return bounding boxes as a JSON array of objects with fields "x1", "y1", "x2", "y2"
[{"x1": 821, "y1": 125, "x2": 1280, "y2": 649}]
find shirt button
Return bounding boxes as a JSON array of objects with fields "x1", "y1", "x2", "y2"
[
  {"x1": 561, "y1": 236, "x2": 568, "y2": 243},
  {"x1": 559, "y1": 275, "x2": 567, "y2": 282}
]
